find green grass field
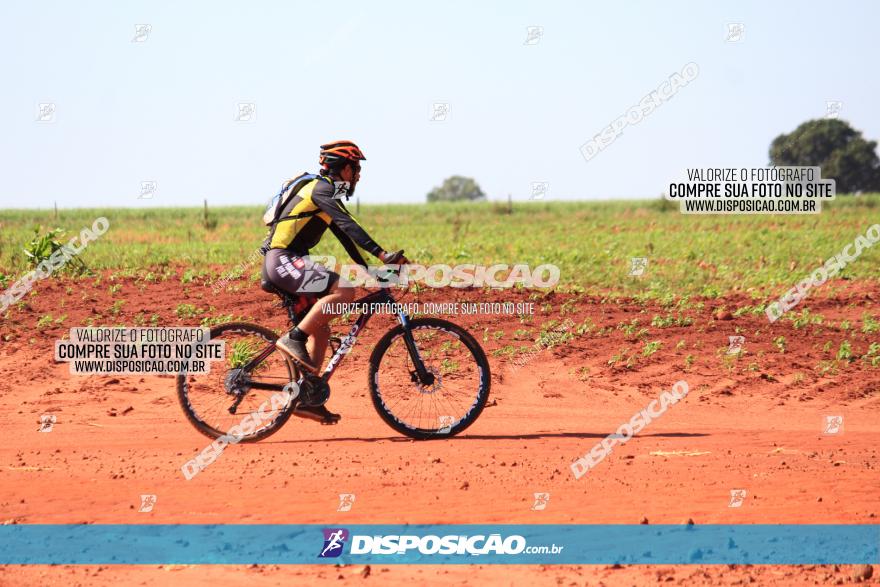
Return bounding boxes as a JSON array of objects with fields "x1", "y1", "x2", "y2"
[{"x1": 2, "y1": 196, "x2": 879, "y2": 299}]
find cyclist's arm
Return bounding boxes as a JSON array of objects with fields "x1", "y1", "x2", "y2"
[
  {"x1": 312, "y1": 181, "x2": 384, "y2": 259},
  {"x1": 329, "y1": 222, "x2": 370, "y2": 268}
]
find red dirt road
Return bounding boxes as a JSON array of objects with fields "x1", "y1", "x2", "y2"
[{"x1": 1, "y1": 274, "x2": 878, "y2": 585}]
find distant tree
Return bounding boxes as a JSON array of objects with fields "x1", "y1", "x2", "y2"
[
  {"x1": 427, "y1": 176, "x2": 486, "y2": 202},
  {"x1": 769, "y1": 119, "x2": 880, "y2": 193}
]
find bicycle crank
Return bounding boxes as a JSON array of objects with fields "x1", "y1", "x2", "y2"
[{"x1": 298, "y1": 373, "x2": 331, "y2": 407}]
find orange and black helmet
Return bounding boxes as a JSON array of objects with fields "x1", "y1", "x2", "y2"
[{"x1": 319, "y1": 140, "x2": 366, "y2": 169}]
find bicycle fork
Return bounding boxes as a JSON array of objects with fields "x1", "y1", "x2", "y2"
[
  {"x1": 397, "y1": 313, "x2": 435, "y2": 386},
  {"x1": 319, "y1": 311, "x2": 433, "y2": 386}
]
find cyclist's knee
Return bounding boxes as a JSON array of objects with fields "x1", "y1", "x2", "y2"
[{"x1": 334, "y1": 279, "x2": 355, "y2": 303}]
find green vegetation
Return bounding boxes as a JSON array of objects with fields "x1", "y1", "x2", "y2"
[
  {"x1": 618, "y1": 318, "x2": 642, "y2": 337},
  {"x1": 536, "y1": 325, "x2": 574, "y2": 349},
  {"x1": 791, "y1": 308, "x2": 824, "y2": 329},
  {"x1": 426, "y1": 175, "x2": 486, "y2": 202},
  {"x1": 769, "y1": 119, "x2": 880, "y2": 193},
  {"x1": 607, "y1": 347, "x2": 633, "y2": 369},
  {"x1": 836, "y1": 340, "x2": 854, "y2": 362},
  {"x1": 651, "y1": 313, "x2": 693, "y2": 328},
  {"x1": 816, "y1": 360, "x2": 838, "y2": 377},
  {"x1": 513, "y1": 328, "x2": 531, "y2": 340},
  {"x1": 862, "y1": 313, "x2": 880, "y2": 334},
  {"x1": 200, "y1": 314, "x2": 236, "y2": 327},
  {"x1": 491, "y1": 344, "x2": 516, "y2": 358},
  {"x1": 22, "y1": 226, "x2": 88, "y2": 274},
  {"x1": 228, "y1": 339, "x2": 261, "y2": 369},
  {"x1": 773, "y1": 336, "x2": 787, "y2": 354},
  {"x1": 863, "y1": 343, "x2": 880, "y2": 367},
  {"x1": 575, "y1": 318, "x2": 596, "y2": 336},
  {"x1": 642, "y1": 340, "x2": 662, "y2": 357},
  {"x1": 2, "y1": 197, "x2": 880, "y2": 298},
  {"x1": 175, "y1": 304, "x2": 202, "y2": 320}
]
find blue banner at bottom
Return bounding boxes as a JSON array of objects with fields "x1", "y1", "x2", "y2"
[{"x1": 0, "y1": 525, "x2": 877, "y2": 565}]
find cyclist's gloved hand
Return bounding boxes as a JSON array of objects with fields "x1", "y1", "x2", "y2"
[{"x1": 380, "y1": 250, "x2": 409, "y2": 265}]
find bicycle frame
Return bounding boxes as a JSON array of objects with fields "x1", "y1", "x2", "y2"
[
  {"x1": 241, "y1": 287, "x2": 433, "y2": 393},
  {"x1": 321, "y1": 288, "x2": 433, "y2": 385}
]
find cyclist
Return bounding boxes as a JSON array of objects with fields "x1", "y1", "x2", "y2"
[{"x1": 261, "y1": 140, "x2": 408, "y2": 424}]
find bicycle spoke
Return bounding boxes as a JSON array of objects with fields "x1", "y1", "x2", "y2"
[
  {"x1": 374, "y1": 324, "x2": 486, "y2": 434},
  {"x1": 179, "y1": 326, "x2": 294, "y2": 440}
]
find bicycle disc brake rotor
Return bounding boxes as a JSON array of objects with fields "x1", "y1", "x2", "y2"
[{"x1": 413, "y1": 366, "x2": 441, "y2": 394}]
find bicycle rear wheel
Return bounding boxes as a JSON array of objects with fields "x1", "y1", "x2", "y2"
[
  {"x1": 177, "y1": 322, "x2": 299, "y2": 443},
  {"x1": 368, "y1": 317, "x2": 490, "y2": 439}
]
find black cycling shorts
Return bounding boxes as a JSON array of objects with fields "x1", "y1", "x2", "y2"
[{"x1": 262, "y1": 249, "x2": 339, "y2": 298}]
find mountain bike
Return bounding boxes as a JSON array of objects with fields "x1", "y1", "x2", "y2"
[{"x1": 177, "y1": 274, "x2": 491, "y2": 441}]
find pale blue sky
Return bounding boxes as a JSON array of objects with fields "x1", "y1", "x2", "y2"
[{"x1": 0, "y1": 1, "x2": 877, "y2": 208}]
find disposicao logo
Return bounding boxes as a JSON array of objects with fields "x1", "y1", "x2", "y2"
[{"x1": 318, "y1": 528, "x2": 349, "y2": 558}]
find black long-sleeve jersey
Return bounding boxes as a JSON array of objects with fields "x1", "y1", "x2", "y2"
[{"x1": 267, "y1": 175, "x2": 382, "y2": 267}]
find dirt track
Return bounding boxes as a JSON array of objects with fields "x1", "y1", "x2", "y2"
[{"x1": 1, "y1": 274, "x2": 878, "y2": 585}]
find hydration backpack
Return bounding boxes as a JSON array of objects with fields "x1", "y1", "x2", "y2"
[
  {"x1": 262, "y1": 172, "x2": 316, "y2": 226},
  {"x1": 259, "y1": 173, "x2": 333, "y2": 255}
]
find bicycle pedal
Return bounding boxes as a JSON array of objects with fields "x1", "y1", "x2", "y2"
[{"x1": 292, "y1": 405, "x2": 340, "y2": 425}]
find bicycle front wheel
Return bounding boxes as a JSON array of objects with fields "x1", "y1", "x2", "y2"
[{"x1": 368, "y1": 317, "x2": 491, "y2": 439}]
